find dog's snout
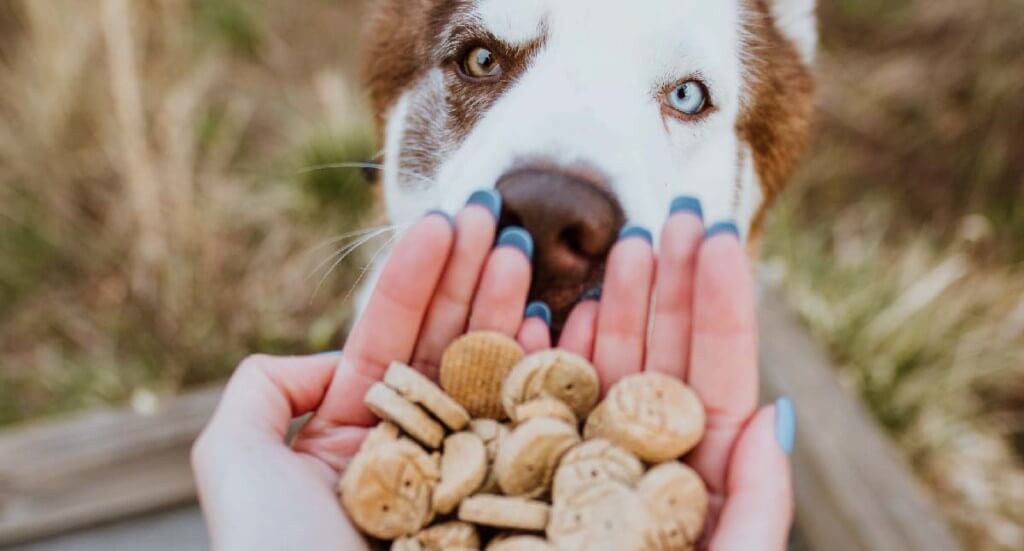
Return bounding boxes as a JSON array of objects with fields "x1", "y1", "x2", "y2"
[{"x1": 496, "y1": 167, "x2": 624, "y2": 316}]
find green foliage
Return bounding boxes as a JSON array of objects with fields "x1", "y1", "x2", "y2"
[
  {"x1": 296, "y1": 129, "x2": 377, "y2": 224},
  {"x1": 191, "y1": 0, "x2": 266, "y2": 56}
]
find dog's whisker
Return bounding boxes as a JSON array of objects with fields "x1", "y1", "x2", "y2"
[
  {"x1": 310, "y1": 226, "x2": 400, "y2": 300},
  {"x1": 339, "y1": 232, "x2": 400, "y2": 308},
  {"x1": 297, "y1": 162, "x2": 437, "y2": 189},
  {"x1": 304, "y1": 225, "x2": 396, "y2": 257},
  {"x1": 307, "y1": 227, "x2": 393, "y2": 282}
]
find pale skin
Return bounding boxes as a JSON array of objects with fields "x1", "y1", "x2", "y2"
[{"x1": 191, "y1": 201, "x2": 793, "y2": 551}]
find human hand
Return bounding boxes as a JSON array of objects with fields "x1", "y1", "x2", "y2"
[{"x1": 556, "y1": 199, "x2": 796, "y2": 550}]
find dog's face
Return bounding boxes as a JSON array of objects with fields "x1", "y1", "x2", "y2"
[{"x1": 363, "y1": 0, "x2": 815, "y2": 320}]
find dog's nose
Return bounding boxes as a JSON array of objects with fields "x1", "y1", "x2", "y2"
[{"x1": 496, "y1": 167, "x2": 624, "y2": 313}]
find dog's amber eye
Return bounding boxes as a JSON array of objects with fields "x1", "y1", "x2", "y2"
[
  {"x1": 667, "y1": 81, "x2": 709, "y2": 116},
  {"x1": 462, "y1": 47, "x2": 502, "y2": 78}
]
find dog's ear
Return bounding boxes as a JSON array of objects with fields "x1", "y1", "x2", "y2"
[{"x1": 768, "y1": 0, "x2": 817, "y2": 64}]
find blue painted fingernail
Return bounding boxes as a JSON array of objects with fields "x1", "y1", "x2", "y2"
[
  {"x1": 775, "y1": 396, "x2": 796, "y2": 455},
  {"x1": 497, "y1": 226, "x2": 534, "y2": 260},
  {"x1": 580, "y1": 286, "x2": 603, "y2": 301},
  {"x1": 670, "y1": 196, "x2": 704, "y2": 220},
  {"x1": 425, "y1": 209, "x2": 455, "y2": 226},
  {"x1": 705, "y1": 221, "x2": 740, "y2": 240},
  {"x1": 466, "y1": 189, "x2": 503, "y2": 219},
  {"x1": 618, "y1": 224, "x2": 653, "y2": 244},
  {"x1": 524, "y1": 301, "x2": 552, "y2": 326}
]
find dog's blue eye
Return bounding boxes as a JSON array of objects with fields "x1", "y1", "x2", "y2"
[{"x1": 668, "y1": 81, "x2": 708, "y2": 115}]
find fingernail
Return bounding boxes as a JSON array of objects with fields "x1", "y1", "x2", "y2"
[
  {"x1": 669, "y1": 196, "x2": 704, "y2": 220},
  {"x1": 705, "y1": 221, "x2": 740, "y2": 240},
  {"x1": 466, "y1": 189, "x2": 503, "y2": 219},
  {"x1": 497, "y1": 226, "x2": 534, "y2": 260},
  {"x1": 775, "y1": 396, "x2": 796, "y2": 455},
  {"x1": 618, "y1": 224, "x2": 653, "y2": 244},
  {"x1": 425, "y1": 209, "x2": 455, "y2": 226},
  {"x1": 524, "y1": 301, "x2": 552, "y2": 326},
  {"x1": 580, "y1": 286, "x2": 603, "y2": 301}
]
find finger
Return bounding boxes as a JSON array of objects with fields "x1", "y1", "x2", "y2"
[
  {"x1": 206, "y1": 353, "x2": 341, "y2": 438},
  {"x1": 411, "y1": 191, "x2": 501, "y2": 379},
  {"x1": 708, "y1": 400, "x2": 794, "y2": 551},
  {"x1": 592, "y1": 225, "x2": 656, "y2": 393},
  {"x1": 468, "y1": 226, "x2": 534, "y2": 335},
  {"x1": 518, "y1": 302, "x2": 553, "y2": 352},
  {"x1": 558, "y1": 297, "x2": 600, "y2": 360},
  {"x1": 316, "y1": 214, "x2": 455, "y2": 427},
  {"x1": 686, "y1": 223, "x2": 759, "y2": 495},
  {"x1": 646, "y1": 198, "x2": 704, "y2": 379}
]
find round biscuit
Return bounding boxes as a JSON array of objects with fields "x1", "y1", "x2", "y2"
[
  {"x1": 586, "y1": 372, "x2": 705, "y2": 462},
  {"x1": 502, "y1": 350, "x2": 599, "y2": 421},
  {"x1": 433, "y1": 432, "x2": 488, "y2": 514},
  {"x1": 339, "y1": 438, "x2": 440, "y2": 540},
  {"x1": 365, "y1": 382, "x2": 445, "y2": 449},
  {"x1": 485, "y1": 535, "x2": 557, "y2": 551},
  {"x1": 638, "y1": 461, "x2": 708, "y2": 549},
  {"x1": 457, "y1": 495, "x2": 550, "y2": 531},
  {"x1": 495, "y1": 417, "x2": 580, "y2": 498},
  {"x1": 552, "y1": 438, "x2": 644, "y2": 499},
  {"x1": 546, "y1": 479, "x2": 650, "y2": 551},
  {"x1": 440, "y1": 331, "x2": 525, "y2": 419},
  {"x1": 417, "y1": 521, "x2": 480, "y2": 550},
  {"x1": 385, "y1": 361, "x2": 471, "y2": 430},
  {"x1": 513, "y1": 397, "x2": 577, "y2": 426}
]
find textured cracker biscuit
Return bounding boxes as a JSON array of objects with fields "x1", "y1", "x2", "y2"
[
  {"x1": 339, "y1": 438, "x2": 440, "y2": 540},
  {"x1": 485, "y1": 535, "x2": 557, "y2": 551},
  {"x1": 513, "y1": 397, "x2": 577, "y2": 426},
  {"x1": 495, "y1": 417, "x2": 580, "y2": 498},
  {"x1": 440, "y1": 331, "x2": 525, "y2": 419},
  {"x1": 365, "y1": 383, "x2": 445, "y2": 449},
  {"x1": 391, "y1": 537, "x2": 423, "y2": 551},
  {"x1": 469, "y1": 419, "x2": 510, "y2": 493},
  {"x1": 361, "y1": 421, "x2": 401, "y2": 452},
  {"x1": 457, "y1": 495, "x2": 550, "y2": 531},
  {"x1": 638, "y1": 462, "x2": 708, "y2": 550},
  {"x1": 416, "y1": 521, "x2": 481, "y2": 550},
  {"x1": 546, "y1": 480, "x2": 649, "y2": 551},
  {"x1": 585, "y1": 372, "x2": 705, "y2": 462},
  {"x1": 502, "y1": 350, "x2": 600, "y2": 421},
  {"x1": 385, "y1": 361, "x2": 471, "y2": 430},
  {"x1": 552, "y1": 438, "x2": 644, "y2": 499},
  {"x1": 433, "y1": 432, "x2": 488, "y2": 514}
]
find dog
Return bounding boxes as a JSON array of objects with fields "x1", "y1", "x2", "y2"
[{"x1": 360, "y1": 0, "x2": 815, "y2": 324}]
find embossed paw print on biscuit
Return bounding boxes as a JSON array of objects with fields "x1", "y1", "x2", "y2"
[
  {"x1": 502, "y1": 349, "x2": 600, "y2": 422},
  {"x1": 585, "y1": 372, "x2": 705, "y2": 462},
  {"x1": 552, "y1": 438, "x2": 644, "y2": 499},
  {"x1": 339, "y1": 438, "x2": 441, "y2": 540}
]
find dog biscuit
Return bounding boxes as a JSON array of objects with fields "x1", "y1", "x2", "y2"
[
  {"x1": 433, "y1": 432, "x2": 488, "y2": 514},
  {"x1": 495, "y1": 417, "x2": 580, "y2": 498},
  {"x1": 513, "y1": 397, "x2": 577, "y2": 426},
  {"x1": 546, "y1": 480, "x2": 650, "y2": 551},
  {"x1": 416, "y1": 521, "x2": 480, "y2": 550},
  {"x1": 361, "y1": 421, "x2": 401, "y2": 452},
  {"x1": 638, "y1": 461, "x2": 708, "y2": 550},
  {"x1": 552, "y1": 438, "x2": 644, "y2": 499},
  {"x1": 440, "y1": 331, "x2": 525, "y2": 419},
  {"x1": 469, "y1": 418, "x2": 510, "y2": 493},
  {"x1": 485, "y1": 535, "x2": 557, "y2": 551},
  {"x1": 385, "y1": 361, "x2": 471, "y2": 430},
  {"x1": 584, "y1": 372, "x2": 705, "y2": 462},
  {"x1": 365, "y1": 382, "x2": 445, "y2": 449},
  {"x1": 391, "y1": 537, "x2": 423, "y2": 551},
  {"x1": 502, "y1": 350, "x2": 599, "y2": 421},
  {"x1": 339, "y1": 438, "x2": 440, "y2": 540},
  {"x1": 457, "y1": 495, "x2": 550, "y2": 531}
]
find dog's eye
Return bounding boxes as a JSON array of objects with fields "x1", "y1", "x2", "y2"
[
  {"x1": 667, "y1": 81, "x2": 709, "y2": 116},
  {"x1": 461, "y1": 47, "x2": 502, "y2": 79}
]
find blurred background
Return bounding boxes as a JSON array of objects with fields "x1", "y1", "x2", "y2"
[{"x1": 0, "y1": 0, "x2": 1021, "y2": 549}]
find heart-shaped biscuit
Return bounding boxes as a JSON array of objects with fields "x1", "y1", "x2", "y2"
[
  {"x1": 584, "y1": 372, "x2": 705, "y2": 462},
  {"x1": 339, "y1": 438, "x2": 440, "y2": 540},
  {"x1": 502, "y1": 350, "x2": 599, "y2": 421}
]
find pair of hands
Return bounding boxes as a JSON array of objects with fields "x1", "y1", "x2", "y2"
[{"x1": 191, "y1": 191, "x2": 795, "y2": 551}]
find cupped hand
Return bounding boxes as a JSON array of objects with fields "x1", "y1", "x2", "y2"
[{"x1": 191, "y1": 192, "x2": 796, "y2": 551}]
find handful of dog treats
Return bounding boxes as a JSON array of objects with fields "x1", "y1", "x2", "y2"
[{"x1": 338, "y1": 331, "x2": 709, "y2": 551}]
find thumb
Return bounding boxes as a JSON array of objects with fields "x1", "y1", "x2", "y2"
[{"x1": 709, "y1": 398, "x2": 795, "y2": 551}]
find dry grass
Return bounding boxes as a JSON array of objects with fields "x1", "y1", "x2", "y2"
[{"x1": 764, "y1": 0, "x2": 1024, "y2": 548}]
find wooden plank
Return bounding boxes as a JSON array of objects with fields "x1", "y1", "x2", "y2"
[
  {"x1": 0, "y1": 385, "x2": 223, "y2": 545},
  {"x1": 758, "y1": 287, "x2": 962, "y2": 551}
]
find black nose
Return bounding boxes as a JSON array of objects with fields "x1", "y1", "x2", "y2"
[{"x1": 496, "y1": 167, "x2": 624, "y2": 319}]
